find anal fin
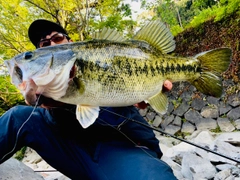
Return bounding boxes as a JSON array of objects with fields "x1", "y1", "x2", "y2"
[
  {"x1": 147, "y1": 91, "x2": 168, "y2": 115},
  {"x1": 76, "y1": 105, "x2": 100, "y2": 128}
]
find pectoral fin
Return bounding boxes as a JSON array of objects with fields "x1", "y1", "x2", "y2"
[
  {"x1": 147, "y1": 92, "x2": 168, "y2": 115},
  {"x1": 76, "y1": 105, "x2": 100, "y2": 128}
]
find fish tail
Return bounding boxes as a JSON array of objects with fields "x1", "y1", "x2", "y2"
[{"x1": 191, "y1": 47, "x2": 232, "y2": 97}]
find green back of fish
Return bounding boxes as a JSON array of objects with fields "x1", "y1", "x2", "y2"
[{"x1": 72, "y1": 20, "x2": 231, "y2": 114}]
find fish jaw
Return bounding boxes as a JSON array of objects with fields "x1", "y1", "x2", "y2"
[
  {"x1": 5, "y1": 48, "x2": 77, "y2": 102},
  {"x1": 20, "y1": 79, "x2": 38, "y2": 106},
  {"x1": 22, "y1": 58, "x2": 76, "y2": 103}
]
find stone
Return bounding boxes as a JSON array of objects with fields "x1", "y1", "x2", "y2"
[
  {"x1": 193, "y1": 130, "x2": 214, "y2": 145},
  {"x1": 218, "y1": 102, "x2": 232, "y2": 115},
  {"x1": 227, "y1": 106, "x2": 240, "y2": 120},
  {"x1": 173, "y1": 100, "x2": 190, "y2": 116},
  {"x1": 22, "y1": 148, "x2": 69, "y2": 180},
  {"x1": 214, "y1": 169, "x2": 234, "y2": 180},
  {"x1": 146, "y1": 111, "x2": 156, "y2": 121},
  {"x1": 181, "y1": 122, "x2": 195, "y2": 134},
  {"x1": 165, "y1": 142, "x2": 196, "y2": 159},
  {"x1": 208, "y1": 140, "x2": 240, "y2": 164},
  {"x1": 191, "y1": 98, "x2": 206, "y2": 110},
  {"x1": 215, "y1": 132, "x2": 240, "y2": 146},
  {"x1": 172, "y1": 116, "x2": 182, "y2": 126},
  {"x1": 43, "y1": 172, "x2": 71, "y2": 180},
  {"x1": 217, "y1": 118, "x2": 235, "y2": 132},
  {"x1": 227, "y1": 92, "x2": 240, "y2": 107},
  {"x1": 164, "y1": 124, "x2": 181, "y2": 135},
  {"x1": 184, "y1": 109, "x2": 202, "y2": 124},
  {"x1": 201, "y1": 105, "x2": 219, "y2": 119},
  {"x1": 156, "y1": 133, "x2": 180, "y2": 148},
  {"x1": 181, "y1": 153, "x2": 216, "y2": 179},
  {"x1": 207, "y1": 96, "x2": 220, "y2": 105},
  {"x1": 161, "y1": 114, "x2": 174, "y2": 129},
  {"x1": 138, "y1": 108, "x2": 148, "y2": 117},
  {"x1": 180, "y1": 90, "x2": 192, "y2": 101},
  {"x1": 195, "y1": 118, "x2": 217, "y2": 131},
  {"x1": 161, "y1": 156, "x2": 184, "y2": 180},
  {"x1": 188, "y1": 85, "x2": 197, "y2": 92},
  {"x1": 235, "y1": 119, "x2": 240, "y2": 130},
  {"x1": 216, "y1": 164, "x2": 240, "y2": 176},
  {"x1": 0, "y1": 158, "x2": 44, "y2": 180},
  {"x1": 167, "y1": 102, "x2": 174, "y2": 114},
  {"x1": 152, "y1": 115, "x2": 162, "y2": 127}
]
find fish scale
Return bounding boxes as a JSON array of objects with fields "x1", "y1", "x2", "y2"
[{"x1": 5, "y1": 20, "x2": 232, "y2": 128}]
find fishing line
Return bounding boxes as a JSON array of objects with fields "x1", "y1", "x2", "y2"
[
  {"x1": 33, "y1": 112, "x2": 159, "y2": 173},
  {"x1": 101, "y1": 107, "x2": 240, "y2": 164},
  {"x1": 33, "y1": 115, "x2": 163, "y2": 174},
  {"x1": 0, "y1": 92, "x2": 43, "y2": 162},
  {"x1": 96, "y1": 116, "x2": 158, "y2": 159}
]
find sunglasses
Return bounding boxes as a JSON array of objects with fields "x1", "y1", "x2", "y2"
[{"x1": 37, "y1": 33, "x2": 69, "y2": 48}]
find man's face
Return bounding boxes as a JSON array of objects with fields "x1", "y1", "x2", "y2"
[{"x1": 38, "y1": 31, "x2": 71, "y2": 48}]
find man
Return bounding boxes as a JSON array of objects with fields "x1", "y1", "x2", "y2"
[{"x1": 0, "y1": 19, "x2": 176, "y2": 179}]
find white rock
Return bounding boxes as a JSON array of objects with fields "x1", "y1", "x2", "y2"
[
  {"x1": 0, "y1": 158, "x2": 44, "y2": 180},
  {"x1": 165, "y1": 142, "x2": 196, "y2": 158},
  {"x1": 193, "y1": 130, "x2": 214, "y2": 145},
  {"x1": 152, "y1": 115, "x2": 163, "y2": 127},
  {"x1": 215, "y1": 132, "x2": 240, "y2": 145},
  {"x1": 181, "y1": 153, "x2": 216, "y2": 180},
  {"x1": 214, "y1": 169, "x2": 234, "y2": 180},
  {"x1": 161, "y1": 156, "x2": 184, "y2": 180},
  {"x1": 208, "y1": 140, "x2": 240, "y2": 165}
]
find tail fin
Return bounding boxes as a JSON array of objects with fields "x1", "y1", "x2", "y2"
[{"x1": 191, "y1": 48, "x2": 232, "y2": 97}]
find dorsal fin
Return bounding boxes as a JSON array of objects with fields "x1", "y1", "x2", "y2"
[
  {"x1": 93, "y1": 27, "x2": 127, "y2": 42},
  {"x1": 133, "y1": 20, "x2": 175, "y2": 54}
]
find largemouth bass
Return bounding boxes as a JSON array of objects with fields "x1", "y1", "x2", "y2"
[{"x1": 5, "y1": 20, "x2": 232, "y2": 128}]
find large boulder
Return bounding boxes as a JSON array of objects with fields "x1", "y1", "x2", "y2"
[{"x1": 0, "y1": 158, "x2": 44, "y2": 180}]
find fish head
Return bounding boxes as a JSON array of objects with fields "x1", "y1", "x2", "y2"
[{"x1": 5, "y1": 45, "x2": 77, "y2": 104}]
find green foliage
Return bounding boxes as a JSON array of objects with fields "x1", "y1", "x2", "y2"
[
  {"x1": 144, "y1": 0, "x2": 239, "y2": 36},
  {"x1": 171, "y1": 25, "x2": 184, "y2": 36},
  {"x1": 175, "y1": 131, "x2": 191, "y2": 138},
  {"x1": 155, "y1": 0, "x2": 179, "y2": 26},
  {"x1": 186, "y1": 0, "x2": 240, "y2": 28},
  {"x1": 186, "y1": 7, "x2": 216, "y2": 28},
  {"x1": 210, "y1": 125, "x2": 222, "y2": 133},
  {"x1": 151, "y1": 0, "x2": 184, "y2": 34},
  {"x1": 14, "y1": 146, "x2": 27, "y2": 161},
  {"x1": 0, "y1": 75, "x2": 24, "y2": 115},
  {"x1": 215, "y1": 0, "x2": 240, "y2": 21},
  {"x1": 171, "y1": 97, "x2": 183, "y2": 109},
  {"x1": 0, "y1": 0, "x2": 138, "y2": 56}
]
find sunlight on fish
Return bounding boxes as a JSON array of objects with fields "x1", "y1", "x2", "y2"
[{"x1": 5, "y1": 20, "x2": 232, "y2": 128}]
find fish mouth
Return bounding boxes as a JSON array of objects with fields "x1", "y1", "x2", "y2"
[{"x1": 70, "y1": 64, "x2": 77, "y2": 79}]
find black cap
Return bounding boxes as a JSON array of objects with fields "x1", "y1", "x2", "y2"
[{"x1": 28, "y1": 19, "x2": 68, "y2": 47}]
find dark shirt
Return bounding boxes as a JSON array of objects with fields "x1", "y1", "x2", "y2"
[{"x1": 49, "y1": 105, "x2": 163, "y2": 158}]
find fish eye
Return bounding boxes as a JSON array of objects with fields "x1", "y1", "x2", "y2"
[
  {"x1": 24, "y1": 51, "x2": 33, "y2": 60},
  {"x1": 14, "y1": 66, "x2": 23, "y2": 81}
]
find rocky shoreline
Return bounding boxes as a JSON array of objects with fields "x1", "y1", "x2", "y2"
[{"x1": 141, "y1": 80, "x2": 240, "y2": 135}]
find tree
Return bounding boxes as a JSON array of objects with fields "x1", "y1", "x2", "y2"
[
  {"x1": 141, "y1": 0, "x2": 184, "y2": 35},
  {"x1": 0, "y1": 0, "x2": 137, "y2": 57}
]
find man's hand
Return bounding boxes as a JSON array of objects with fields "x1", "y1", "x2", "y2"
[
  {"x1": 162, "y1": 80, "x2": 173, "y2": 92},
  {"x1": 36, "y1": 95, "x2": 65, "y2": 109},
  {"x1": 134, "y1": 80, "x2": 172, "y2": 109},
  {"x1": 25, "y1": 94, "x2": 65, "y2": 109}
]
